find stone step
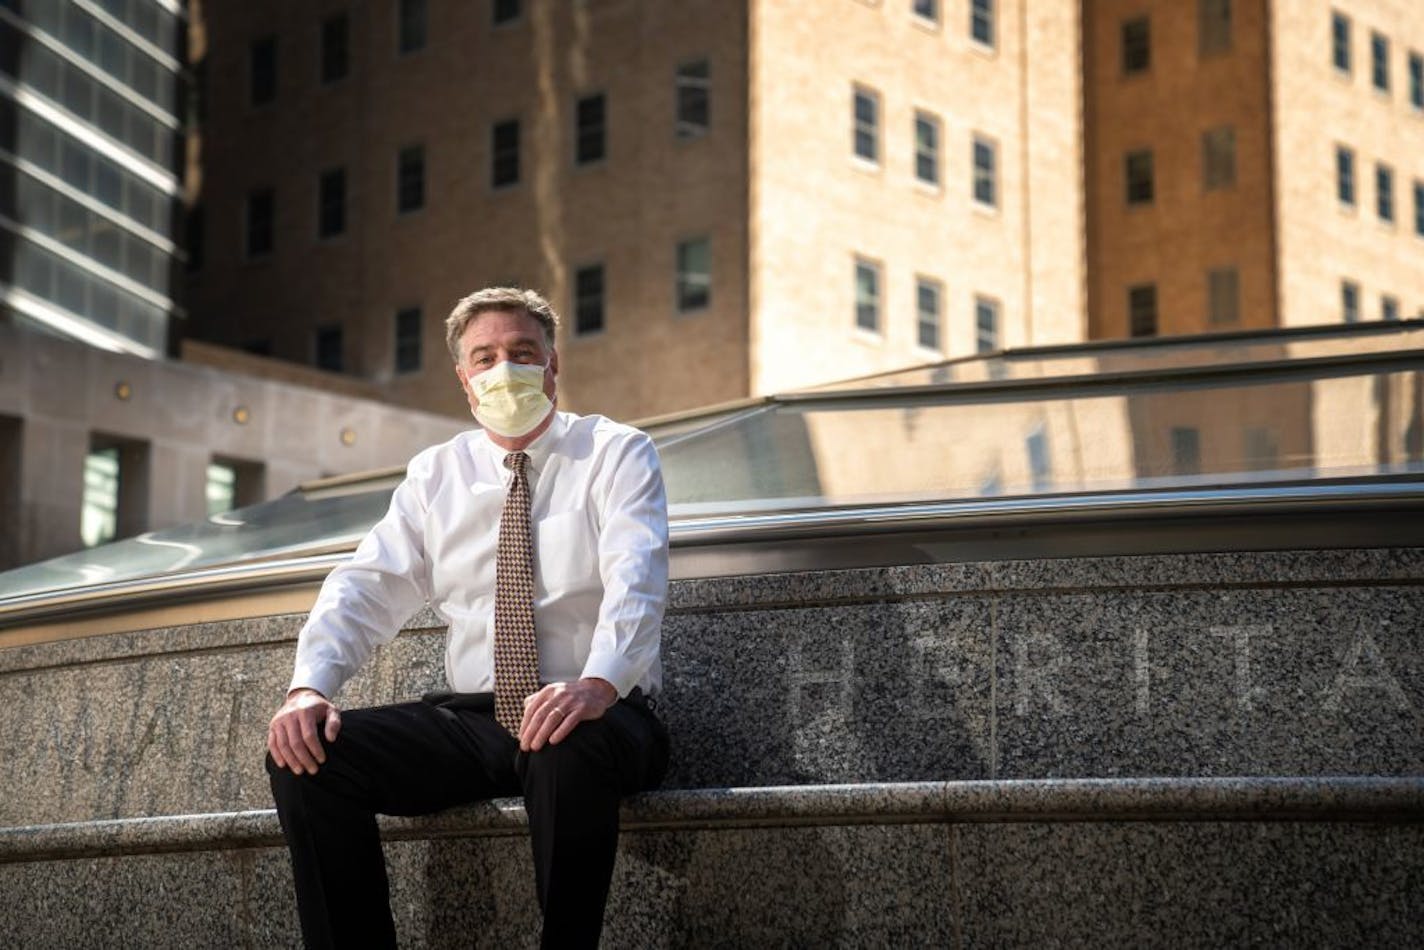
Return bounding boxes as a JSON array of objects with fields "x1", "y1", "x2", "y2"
[{"x1": 1, "y1": 777, "x2": 1421, "y2": 948}]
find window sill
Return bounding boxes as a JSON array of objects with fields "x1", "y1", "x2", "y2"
[
  {"x1": 851, "y1": 155, "x2": 881, "y2": 175},
  {"x1": 913, "y1": 179, "x2": 943, "y2": 197}
]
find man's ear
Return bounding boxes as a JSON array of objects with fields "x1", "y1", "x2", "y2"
[
  {"x1": 549, "y1": 349, "x2": 559, "y2": 377},
  {"x1": 454, "y1": 365, "x2": 468, "y2": 387}
]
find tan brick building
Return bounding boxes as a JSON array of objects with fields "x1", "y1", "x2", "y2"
[
  {"x1": 182, "y1": 0, "x2": 1082, "y2": 422},
  {"x1": 182, "y1": 1, "x2": 1422, "y2": 424},
  {"x1": 1085, "y1": 0, "x2": 1424, "y2": 338}
]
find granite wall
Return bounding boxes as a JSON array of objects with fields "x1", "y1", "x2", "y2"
[{"x1": 1, "y1": 549, "x2": 1421, "y2": 827}]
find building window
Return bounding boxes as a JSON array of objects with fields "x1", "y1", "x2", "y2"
[
  {"x1": 321, "y1": 13, "x2": 349, "y2": 83},
  {"x1": 854, "y1": 259, "x2": 881, "y2": 333},
  {"x1": 1371, "y1": 31, "x2": 1389, "y2": 92},
  {"x1": 574, "y1": 264, "x2": 605, "y2": 335},
  {"x1": 1341, "y1": 279, "x2": 1360, "y2": 323},
  {"x1": 1243, "y1": 427, "x2": 1280, "y2": 472},
  {"x1": 1207, "y1": 267, "x2": 1239, "y2": 326},
  {"x1": 1332, "y1": 11, "x2": 1351, "y2": 73},
  {"x1": 395, "y1": 307, "x2": 422, "y2": 373},
  {"x1": 206, "y1": 462, "x2": 237, "y2": 516},
  {"x1": 1171, "y1": 427, "x2": 1201, "y2": 476},
  {"x1": 575, "y1": 94, "x2": 606, "y2": 165},
  {"x1": 491, "y1": 119, "x2": 520, "y2": 188},
  {"x1": 250, "y1": 35, "x2": 276, "y2": 105},
  {"x1": 1383, "y1": 295, "x2": 1400, "y2": 322},
  {"x1": 914, "y1": 0, "x2": 939, "y2": 24},
  {"x1": 1125, "y1": 149, "x2": 1154, "y2": 205},
  {"x1": 916, "y1": 278, "x2": 942, "y2": 350},
  {"x1": 245, "y1": 188, "x2": 274, "y2": 258},
  {"x1": 493, "y1": 0, "x2": 520, "y2": 26},
  {"x1": 1198, "y1": 0, "x2": 1231, "y2": 57},
  {"x1": 913, "y1": 111, "x2": 940, "y2": 186},
  {"x1": 1128, "y1": 283, "x2": 1157, "y2": 337},
  {"x1": 397, "y1": 145, "x2": 425, "y2": 213},
  {"x1": 853, "y1": 86, "x2": 879, "y2": 163},
  {"x1": 676, "y1": 60, "x2": 710, "y2": 139},
  {"x1": 81, "y1": 445, "x2": 120, "y2": 548},
  {"x1": 975, "y1": 296, "x2": 999, "y2": 352},
  {"x1": 1337, "y1": 146, "x2": 1355, "y2": 206},
  {"x1": 399, "y1": 0, "x2": 427, "y2": 54},
  {"x1": 1201, "y1": 126, "x2": 1235, "y2": 190},
  {"x1": 185, "y1": 205, "x2": 204, "y2": 273},
  {"x1": 1410, "y1": 52, "x2": 1423, "y2": 109},
  {"x1": 972, "y1": 135, "x2": 997, "y2": 206},
  {"x1": 676, "y1": 237, "x2": 711, "y2": 312},
  {"x1": 1122, "y1": 17, "x2": 1151, "y2": 75},
  {"x1": 1377, "y1": 163, "x2": 1394, "y2": 223},
  {"x1": 1026, "y1": 426, "x2": 1050, "y2": 491},
  {"x1": 1415, "y1": 180, "x2": 1424, "y2": 237},
  {"x1": 318, "y1": 167, "x2": 346, "y2": 238},
  {"x1": 315, "y1": 324, "x2": 343, "y2": 371},
  {"x1": 970, "y1": 0, "x2": 994, "y2": 47}
]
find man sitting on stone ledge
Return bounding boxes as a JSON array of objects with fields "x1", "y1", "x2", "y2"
[{"x1": 265, "y1": 287, "x2": 670, "y2": 949}]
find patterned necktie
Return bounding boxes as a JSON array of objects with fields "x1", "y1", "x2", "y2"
[{"x1": 494, "y1": 451, "x2": 539, "y2": 734}]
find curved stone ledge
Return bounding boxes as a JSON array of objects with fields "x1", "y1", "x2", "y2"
[{"x1": 3, "y1": 775, "x2": 1421, "y2": 864}]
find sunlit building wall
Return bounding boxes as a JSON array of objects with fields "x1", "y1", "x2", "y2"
[
  {"x1": 1084, "y1": 0, "x2": 1424, "y2": 340},
  {"x1": 182, "y1": 0, "x2": 1086, "y2": 422},
  {"x1": 0, "y1": 0, "x2": 185, "y2": 356}
]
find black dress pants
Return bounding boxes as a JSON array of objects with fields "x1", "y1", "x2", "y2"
[{"x1": 266, "y1": 691, "x2": 669, "y2": 950}]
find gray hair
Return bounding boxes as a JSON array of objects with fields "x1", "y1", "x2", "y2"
[{"x1": 444, "y1": 287, "x2": 560, "y2": 362}]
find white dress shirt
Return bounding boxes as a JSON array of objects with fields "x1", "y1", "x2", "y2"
[{"x1": 290, "y1": 411, "x2": 669, "y2": 700}]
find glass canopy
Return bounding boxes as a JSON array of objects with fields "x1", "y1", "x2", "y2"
[{"x1": 1, "y1": 321, "x2": 1420, "y2": 604}]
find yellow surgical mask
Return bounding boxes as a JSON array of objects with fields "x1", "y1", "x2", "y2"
[{"x1": 468, "y1": 361, "x2": 553, "y2": 437}]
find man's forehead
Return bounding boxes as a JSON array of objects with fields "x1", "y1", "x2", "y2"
[{"x1": 462, "y1": 310, "x2": 547, "y2": 348}]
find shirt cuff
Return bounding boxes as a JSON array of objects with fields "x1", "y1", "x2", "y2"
[
  {"x1": 289, "y1": 666, "x2": 343, "y2": 701},
  {"x1": 580, "y1": 653, "x2": 639, "y2": 698}
]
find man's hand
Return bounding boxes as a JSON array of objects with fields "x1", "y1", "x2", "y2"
[
  {"x1": 519, "y1": 678, "x2": 618, "y2": 752},
  {"x1": 267, "y1": 688, "x2": 342, "y2": 775}
]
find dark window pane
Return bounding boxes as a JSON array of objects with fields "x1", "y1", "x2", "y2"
[
  {"x1": 250, "y1": 35, "x2": 276, "y2": 105},
  {"x1": 855, "y1": 261, "x2": 879, "y2": 332},
  {"x1": 1332, "y1": 13, "x2": 1351, "y2": 72},
  {"x1": 322, "y1": 14, "x2": 349, "y2": 83},
  {"x1": 1122, "y1": 17, "x2": 1150, "y2": 74},
  {"x1": 1371, "y1": 32, "x2": 1388, "y2": 91},
  {"x1": 575, "y1": 264, "x2": 605, "y2": 334},
  {"x1": 676, "y1": 237, "x2": 711, "y2": 312},
  {"x1": 973, "y1": 137, "x2": 996, "y2": 205},
  {"x1": 319, "y1": 167, "x2": 345, "y2": 237},
  {"x1": 1128, "y1": 284, "x2": 1157, "y2": 337},
  {"x1": 1125, "y1": 149, "x2": 1154, "y2": 205},
  {"x1": 853, "y1": 89, "x2": 878, "y2": 162},
  {"x1": 916, "y1": 280, "x2": 940, "y2": 350},
  {"x1": 1377, "y1": 164, "x2": 1394, "y2": 222},
  {"x1": 399, "y1": 0, "x2": 427, "y2": 54},
  {"x1": 1198, "y1": 0, "x2": 1231, "y2": 57},
  {"x1": 246, "y1": 188, "x2": 273, "y2": 257},
  {"x1": 1341, "y1": 280, "x2": 1359, "y2": 322},
  {"x1": 575, "y1": 94, "x2": 605, "y2": 165},
  {"x1": 1202, "y1": 126, "x2": 1235, "y2": 190},
  {"x1": 1207, "y1": 267, "x2": 1239, "y2": 325},
  {"x1": 185, "y1": 205, "x2": 203, "y2": 272},
  {"x1": 915, "y1": 113, "x2": 939, "y2": 185},
  {"x1": 971, "y1": 0, "x2": 994, "y2": 46},
  {"x1": 676, "y1": 59, "x2": 710, "y2": 138},
  {"x1": 1337, "y1": 146, "x2": 1355, "y2": 205},
  {"x1": 397, "y1": 145, "x2": 424, "y2": 213},
  {"x1": 914, "y1": 0, "x2": 939, "y2": 22},
  {"x1": 492, "y1": 119, "x2": 520, "y2": 187},
  {"x1": 394, "y1": 307, "x2": 422, "y2": 372},
  {"x1": 1171, "y1": 427, "x2": 1201, "y2": 475},
  {"x1": 315, "y1": 324, "x2": 343, "y2": 371},
  {"x1": 493, "y1": 0, "x2": 520, "y2": 25}
]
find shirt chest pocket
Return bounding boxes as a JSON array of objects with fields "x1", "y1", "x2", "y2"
[{"x1": 534, "y1": 507, "x2": 598, "y2": 592}]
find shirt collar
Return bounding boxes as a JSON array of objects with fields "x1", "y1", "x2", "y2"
[{"x1": 478, "y1": 410, "x2": 567, "y2": 477}]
